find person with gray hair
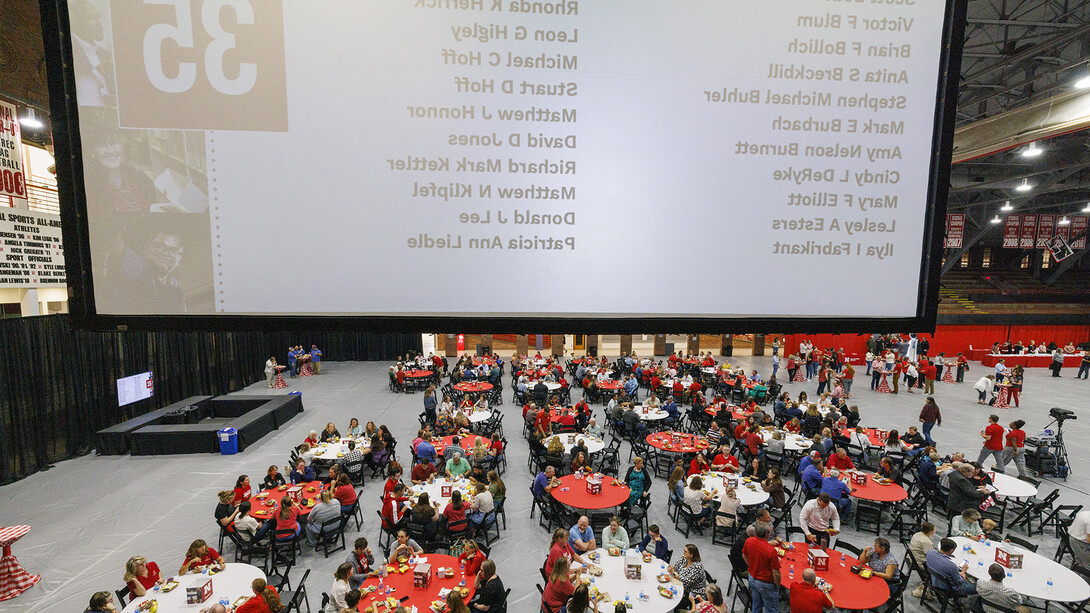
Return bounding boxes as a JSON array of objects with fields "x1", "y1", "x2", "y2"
[
  {"x1": 789, "y1": 568, "x2": 835, "y2": 612},
  {"x1": 445, "y1": 451, "x2": 471, "y2": 478},
  {"x1": 584, "y1": 417, "x2": 604, "y2": 438},
  {"x1": 947, "y1": 463, "x2": 987, "y2": 515}
]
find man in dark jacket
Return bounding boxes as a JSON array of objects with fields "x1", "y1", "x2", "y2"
[{"x1": 947, "y1": 464, "x2": 985, "y2": 515}]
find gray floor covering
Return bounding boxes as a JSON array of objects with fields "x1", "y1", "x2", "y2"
[{"x1": 2, "y1": 355, "x2": 1089, "y2": 612}]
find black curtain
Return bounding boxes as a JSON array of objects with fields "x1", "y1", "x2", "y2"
[{"x1": 0, "y1": 315, "x2": 421, "y2": 484}]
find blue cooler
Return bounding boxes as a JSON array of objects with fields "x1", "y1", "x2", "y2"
[{"x1": 217, "y1": 427, "x2": 239, "y2": 455}]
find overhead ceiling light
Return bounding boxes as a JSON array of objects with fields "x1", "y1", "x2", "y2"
[
  {"x1": 1059, "y1": 216, "x2": 1071, "y2": 226},
  {"x1": 1076, "y1": 75, "x2": 1090, "y2": 89},
  {"x1": 1082, "y1": 202, "x2": 1090, "y2": 213},
  {"x1": 990, "y1": 215, "x2": 1002, "y2": 224},
  {"x1": 1022, "y1": 142, "x2": 1043, "y2": 157},
  {"x1": 18, "y1": 108, "x2": 43, "y2": 129},
  {"x1": 1001, "y1": 201, "x2": 1014, "y2": 212},
  {"x1": 1015, "y1": 178, "x2": 1032, "y2": 192}
]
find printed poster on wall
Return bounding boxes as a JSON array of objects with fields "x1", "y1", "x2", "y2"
[
  {"x1": 1071, "y1": 215, "x2": 1088, "y2": 250},
  {"x1": 0, "y1": 100, "x2": 29, "y2": 208},
  {"x1": 1037, "y1": 214, "x2": 1056, "y2": 248},
  {"x1": 1019, "y1": 214, "x2": 1037, "y2": 249},
  {"x1": 0, "y1": 210, "x2": 66, "y2": 287},
  {"x1": 1003, "y1": 214, "x2": 1021, "y2": 248},
  {"x1": 945, "y1": 214, "x2": 965, "y2": 249}
]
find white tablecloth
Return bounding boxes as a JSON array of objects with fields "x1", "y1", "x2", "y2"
[
  {"x1": 582, "y1": 550, "x2": 683, "y2": 613},
  {"x1": 952, "y1": 537, "x2": 1090, "y2": 603},
  {"x1": 411, "y1": 476, "x2": 475, "y2": 508},
  {"x1": 661, "y1": 380, "x2": 693, "y2": 389},
  {"x1": 761, "y1": 430, "x2": 809, "y2": 452},
  {"x1": 311, "y1": 438, "x2": 370, "y2": 461},
  {"x1": 122, "y1": 564, "x2": 265, "y2": 613},
  {"x1": 557, "y1": 433, "x2": 606, "y2": 455},
  {"x1": 453, "y1": 408, "x2": 493, "y2": 424},
  {"x1": 632, "y1": 406, "x2": 670, "y2": 421},
  {"x1": 989, "y1": 473, "x2": 1038, "y2": 498},
  {"x1": 707, "y1": 472, "x2": 771, "y2": 507}
]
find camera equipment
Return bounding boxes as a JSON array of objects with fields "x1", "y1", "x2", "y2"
[
  {"x1": 1049, "y1": 407, "x2": 1077, "y2": 422},
  {"x1": 1027, "y1": 408, "x2": 1073, "y2": 480}
]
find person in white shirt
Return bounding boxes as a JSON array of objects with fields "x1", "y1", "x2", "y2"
[
  {"x1": 584, "y1": 418, "x2": 604, "y2": 439},
  {"x1": 1069, "y1": 509, "x2": 1090, "y2": 568},
  {"x1": 468, "y1": 482, "x2": 494, "y2": 526},
  {"x1": 265, "y1": 358, "x2": 277, "y2": 387},
  {"x1": 325, "y1": 563, "x2": 353, "y2": 613},
  {"x1": 799, "y1": 493, "x2": 841, "y2": 549},
  {"x1": 975, "y1": 375, "x2": 996, "y2": 404}
]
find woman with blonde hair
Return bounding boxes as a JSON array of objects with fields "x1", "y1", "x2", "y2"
[
  {"x1": 179, "y1": 539, "x2": 225, "y2": 575},
  {"x1": 215, "y1": 490, "x2": 239, "y2": 528},
  {"x1": 546, "y1": 435, "x2": 565, "y2": 456},
  {"x1": 487, "y1": 470, "x2": 506, "y2": 503},
  {"x1": 123, "y1": 555, "x2": 163, "y2": 597}
]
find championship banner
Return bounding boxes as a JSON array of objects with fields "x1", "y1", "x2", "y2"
[
  {"x1": 1019, "y1": 214, "x2": 1037, "y2": 249},
  {"x1": 0, "y1": 100, "x2": 29, "y2": 208},
  {"x1": 1037, "y1": 214, "x2": 1056, "y2": 248},
  {"x1": 0, "y1": 210, "x2": 66, "y2": 287},
  {"x1": 1002, "y1": 214, "x2": 1021, "y2": 248},
  {"x1": 1071, "y1": 215, "x2": 1088, "y2": 250},
  {"x1": 945, "y1": 214, "x2": 965, "y2": 249},
  {"x1": 1056, "y1": 220, "x2": 1071, "y2": 241}
]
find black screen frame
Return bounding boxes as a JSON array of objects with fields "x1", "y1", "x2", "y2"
[{"x1": 40, "y1": 0, "x2": 967, "y2": 334}]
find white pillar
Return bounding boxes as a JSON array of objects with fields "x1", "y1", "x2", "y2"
[{"x1": 20, "y1": 289, "x2": 40, "y2": 316}]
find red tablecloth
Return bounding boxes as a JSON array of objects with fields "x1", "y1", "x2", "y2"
[
  {"x1": 847, "y1": 472, "x2": 908, "y2": 502},
  {"x1": 250, "y1": 481, "x2": 322, "y2": 520},
  {"x1": 597, "y1": 381, "x2": 622, "y2": 390},
  {"x1": 433, "y1": 435, "x2": 491, "y2": 456},
  {"x1": 968, "y1": 348, "x2": 988, "y2": 362},
  {"x1": 778, "y1": 543, "x2": 890, "y2": 610},
  {"x1": 405, "y1": 370, "x2": 434, "y2": 378},
  {"x1": 356, "y1": 554, "x2": 475, "y2": 613},
  {"x1": 723, "y1": 379, "x2": 755, "y2": 389},
  {"x1": 980, "y1": 353, "x2": 1082, "y2": 368},
  {"x1": 0, "y1": 526, "x2": 38, "y2": 601},
  {"x1": 551, "y1": 474, "x2": 630, "y2": 510},
  {"x1": 645, "y1": 432, "x2": 710, "y2": 454},
  {"x1": 705, "y1": 404, "x2": 754, "y2": 421},
  {"x1": 454, "y1": 382, "x2": 493, "y2": 392}
]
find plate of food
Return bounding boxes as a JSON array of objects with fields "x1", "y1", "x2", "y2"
[
  {"x1": 658, "y1": 585, "x2": 675, "y2": 598},
  {"x1": 587, "y1": 566, "x2": 603, "y2": 577},
  {"x1": 859, "y1": 568, "x2": 873, "y2": 579},
  {"x1": 233, "y1": 596, "x2": 249, "y2": 608},
  {"x1": 306, "y1": 486, "x2": 317, "y2": 493},
  {"x1": 161, "y1": 581, "x2": 178, "y2": 592},
  {"x1": 658, "y1": 573, "x2": 671, "y2": 583},
  {"x1": 608, "y1": 547, "x2": 622, "y2": 556},
  {"x1": 278, "y1": 485, "x2": 289, "y2": 491}
]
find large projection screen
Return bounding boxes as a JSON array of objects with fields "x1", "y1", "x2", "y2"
[{"x1": 44, "y1": 0, "x2": 965, "y2": 331}]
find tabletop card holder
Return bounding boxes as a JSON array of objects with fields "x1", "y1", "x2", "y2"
[
  {"x1": 851, "y1": 472, "x2": 868, "y2": 486},
  {"x1": 286, "y1": 485, "x2": 303, "y2": 504},
  {"x1": 586, "y1": 476, "x2": 602, "y2": 495},
  {"x1": 808, "y1": 548, "x2": 830, "y2": 572},
  {"x1": 568, "y1": 435, "x2": 576, "y2": 444},
  {"x1": 441, "y1": 484, "x2": 452, "y2": 498},
  {"x1": 995, "y1": 547, "x2": 1023, "y2": 569},
  {"x1": 625, "y1": 555, "x2": 642, "y2": 580},
  {"x1": 876, "y1": 429, "x2": 889, "y2": 442},
  {"x1": 414, "y1": 563, "x2": 432, "y2": 588},
  {"x1": 186, "y1": 578, "x2": 213, "y2": 604}
]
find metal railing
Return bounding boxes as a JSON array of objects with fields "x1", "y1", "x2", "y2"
[{"x1": 26, "y1": 179, "x2": 60, "y2": 215}]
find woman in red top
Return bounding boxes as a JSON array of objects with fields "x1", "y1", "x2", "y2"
[
  {"x1": 273, "y1": 501, "x2": 302, "y2": 541},
  {"x1": 1004, "y1": 419, "x2": 1028, "y2": 477},
  {"x1": 123, "y1": 556, "x2": 163, "y2": 596},
  {"x1": 688, "y1": 452, "x2": 710, "y2": 477},
  {"x1": 383, "y1": 463, "x2": 403, "y2": 500},
  {"x1": 333, "y1": 473, "x2": 358, "y2": 508},
  {"x1": 232, "y1": 474, "x2": 252, "y2": 505},
  {"x1": 443, "y1": 490, "x2": 467, "y2": 525},
  {"x1": 785, "y1": 417, "x2": 801, "y2": 434},
  {"x1": 544, "y1": 528, "x2": 584, "y2": 576},
  {"x1": 235, "y1": 578, "x2": 283, "y2": 613},
  {"x1": 459, "y1": 540, "x2": 486, "y2": 577},
  {"x1": 179, "y1": 539, "x2": 225, "y2": 575},
  {"x1": 541, "y1": 556, "x2": 580, "y2": 612},
  {"x1": 304, "y1": 430, "x2": 319, "y2": 446}
]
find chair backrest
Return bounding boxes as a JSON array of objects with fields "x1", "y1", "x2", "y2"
[
  {"x1": 1004, "y1": 535, "x2": 1038, "y2": 552},
  {"x1": 837, "y1": 541, "x2": 863, "y2": 558},
  {"x1": 115, "y1": 585, "x2": 131, "y2": 606}
]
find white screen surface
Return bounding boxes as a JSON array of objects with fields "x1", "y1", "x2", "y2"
[
  {"x1": 70, "y1": 0, "x2": 951, "y2": 318},
  {"x1": 117, "y1": 371, "x2": 153, "y2": 406}
]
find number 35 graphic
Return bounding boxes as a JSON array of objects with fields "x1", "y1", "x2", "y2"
[{"x1": 110, "y1": 0, "x2": 287, "y2": 131}]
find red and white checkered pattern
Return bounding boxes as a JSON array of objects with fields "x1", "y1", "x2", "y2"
[
  {"x1": 942, "y1": 368, "x2": 955, "y2": 384},
  {"x1": 0, "y1": 526, "x2": 39, "y2": 601},
  {"x1": 792, "y1": 369, "x2": 805, "y2": 383},
  {"x1": 877, "y1": 374, "x2": 892, "y2": 394}
]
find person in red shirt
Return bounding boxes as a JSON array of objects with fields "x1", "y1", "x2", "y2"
[
  {"x1": 333, "y1": 473, "x2": 358, "y2": 508},
  {"x1": 745, "y1": 426, "x2": 763, "y2": 458},
  {"x1": 1003, "y1": 419, "x2": 1028, "y2": 477},
  {"x1": 123, "y1": 556, "x2": 163, "y2": 597},
  {"x1": 231, "y1": 474, "x2": 253, "y2": 505},
  {"x1": 891, "y1": 360, "x2": 904, "y2": 394},
  {"x1": 411, "y1": 457, "x2": 436, "y2": 484},
  {"x1": 711, "y1": 443, "x2": 740, "y2": 474},
  {"x1": 816, "y1": 366, "x2": 829, "y2": 395},
  {"x1": 382, "y1": 463, "x2": 403, "y2": 500},
  {"x1": 840, "y1": 363, "x2": 854, "y2": 398},
  {"x1": 742, "y1": 524, "x2": 781, "y2": 612},
  {"x1": 383, "y1": 483, "x2": 410, "y2": 530},
  {"x1": 826, "y1": 447, "x2": 855, "y2": 471},
  {"x1": 650, "y1": 374, "x2": 662, "y2": 392},
  {"x1": 545, "y1": 527, "x2": 585, "y2": 576},
  {"x1": 459, "y1": 539, "x2": 487, "y2": 578},
  {"x1": 395, "y1": 367, "x2": 406, "y2": 386},
  {"x1": 688, "y1": 452, "x2": 710, "y2": 477},
  {"x1": 558, "y1": 411, "x2": 576, "y2": 427},
  {"x1": 733, "y1": 420, "x2": 748, "y2": 441},
  {"x1": 790, "y1": 568, "x2": 835, "y2": 613},
  {"x1": 178, "y1": 539, "x2": 225, "y2": 575},
  {"x1": 541, "y1": 556, "x2": 580, "y2": 613},
  {"x1": 234, "y1": 578, "x2": 282, "y2": 613},
  {"x1": 672, "y1": 379, "x2": 684, "y2": 396},
  {"x1": 977, "y1": 414, "x2": 1005, "y2": 469}
]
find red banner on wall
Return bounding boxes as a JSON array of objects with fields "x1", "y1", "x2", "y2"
[
  {"x1": 1019, "y1": 214, "x2": 1037, "y2": 249},
  {"x1": 1071, "y1": 215, "x2": 1088, "y2": 250},
  {"x1": 1003, "y1": 214, "x2": 1021, "y2": 248},
  {"x1": 1037, "y1": 214, "x2": 1056, "y2": 248},
  {"x1": 945, "y1": 214, "x2": 965, "y2": 248},
  {"x1": 1056, "y1": 219, "x2": 1071, "y2": 241}
]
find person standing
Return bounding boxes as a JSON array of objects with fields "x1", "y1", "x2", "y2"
[
  {"x1": 287, "y1": 347, "x2": 298, "y2": 377},
  {"x1": 1052, "y1": 348, "x2": 1064, "y2": 377},
  {"x1": 974, "y1": 375, "x2": 995, "y2": 404},
  {"x1": 934, "y1": 353, "x2": 945, "y2": 381},
  {"x1": 840, "y1": 363, "x2": 854, "y2": 398},
  {"x1": 771, "y1": 353, "x2": 780, "y2": 380},
  {"x1": 918, "y1": 396, "x2": 941, "y2": 446},
  {"x1": 921, "y1": 360, "x2": 935, "y2": 395},
  {"x1": 742, "y1": 524, "x2": 781, "y2": 613},
  {"x1": 1003, "y1": 420, "x2": 1028, "y2": 478},
  {"x1": 265, "y1": 357, "x2": 277, "y2": 387},
  {"x1": 956, "y1": 353, "x2": 968, "y2": 383},
  {"x1": 772, "y1": 337, "x2": 781, "y2": 356},
  {"x1": 1079, "y1": 351, "x2": 1090, "y2": 380},
  {"x1": 891, "y1": 359, "x2": 902, "y2": 394},
  {"x1": 311, "y1": 344, "x2": 323, "y2": 375},
  {"x1": 977, "y1": 415, "x2": 1005, "y2": 471}
]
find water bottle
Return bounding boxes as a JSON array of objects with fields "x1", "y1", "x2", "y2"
[
  {"x1": 789, "y1": 566, "x2": 795, "y2": 579},
  {"x1": 1047, "y1": 577, "x2": 1054, "y2": 592},
  {"x1": 840, "y1": 554, "x2": 846, "y2": 567},
  {"x1": 625, "y1": 593, "x2": 630, "y2": 607}
]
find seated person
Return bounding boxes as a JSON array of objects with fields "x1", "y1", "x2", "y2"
[
  {"x1": 389, "y1": 530, "x2": 423, "y2": 562},
  {"x1": 289, "y1": 460, "x2": 314, "y2": 485},
  {"x1": 411, "y1": 456, "x2": 436, "y2": 484},
  {"x1": 178, "y1": 539, "x2": 225, "y2": 575},
  {"x1": 926, "y1": 538, "x2": 977, "y2": 597},
  {"x1": 123, "y1": 556, "x2": 163, "y2": 597},
  {"x1": 568, "y1": 515, "x2": 597, "y2": 554},
  {"x1": 819, "y1": 469, "x2": 852, "y2": 517},
  {"x1": 637, "y1": 524, "x2": 670, "y2": 560},
  {"x1": 859, "y1": 537, "x2": 901, "y2": 596}
]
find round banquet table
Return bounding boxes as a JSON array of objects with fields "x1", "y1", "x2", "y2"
[
  {"x1": 356, "y1": 554, "x2": 475, "y2": 612},
  {"x1": 554, "y1": 432, "x2": 606, "y2": 454},
  {"x1": 952, "y1": 536, "x2": 1090, "y2": 603},
  {"x1": 311, "y1": 438, "x2": 371, "y2": 462},
  {"x1": 845, "y1": 471, "x2": 908, "y2": 503},
  {"x1": 777, "y1": 543, "x2": 890, "y2": 610},
  {"x1": 273, "y1": 366, "x2": 288, "y2": 389},
  {"x1": 250, "y1": 481, "x2": 322, "y2": 520},
  {"x1": 454, "y1": 381, "x2": 493, "y2": 393},
  {"x1": 706, "y1": 472, "x2": 770, "y2": 507},
  {"x1": 404, "y1": 370, "x2": 433, "y2": 379},
  {"x1": 531, "y1": 381, "x2": 563, "y2": 391},
  {"x1": 705, "y1": 404, "x2": 757, "y2": 421},
  {"x1": 838, "y1": 428, "x2": 913, "y2": 450},
  {"x1": 661, "y1": 379, "x2": 692, "y2": 389},
  {"x1": 0, "y1": 526, "x2": 38, "y2": 601},
  {"x1": 701, "y1": 367, "x2": 717, "y2": 375},
  {"x1": 122, "y1": 563, "x2": 265, "y2": 613},
  {"x1": 453, "y1": 407, "x2": 493, "y2": 424},
  {"x1": 990, "y1": 472, "x2": 1038, "y2": 498},
  {"x1": 410, "y1": 476, "x2": 475, "y2": 508},
  {"x1": 633, "y1": 406, "x2": 670, "y2": 422},
  {"x1": 580, "y1": 549, "x2": 683, "y2": 612},
  {"x1": 433, "y1": 435, "x2": 492, "y2": 456},
  {"x1": 552, "y1": 474, "x2": 631, "y2": 510},
  {"x1": 760, "y1": 429, "x2": 810, "y2": 452},
  {"x1": 645, "y1": 432, "x2": 709, "y2": 454},
  {"x1": 597, "y1": 380, "x2": 623, "y2": 391}
]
